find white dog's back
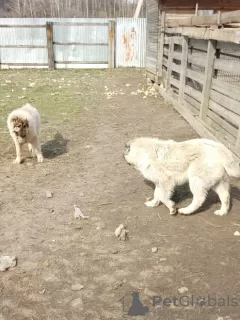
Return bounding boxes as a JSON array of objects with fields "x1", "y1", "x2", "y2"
[
  {"x1": 131, "y1": 137, "x2": 240, "y2": 179},
  {"x1": 125, "y1": 137, "x2": 240, "y2": 216}
]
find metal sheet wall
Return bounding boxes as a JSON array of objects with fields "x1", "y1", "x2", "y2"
[
  {"x1": 0, "y1": 18, "x2": 146, "y2": 69},
  {"x1": 115, "y1": 18, "x2": 146, "y2": 67}
]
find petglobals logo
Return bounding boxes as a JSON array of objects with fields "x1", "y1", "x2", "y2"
[{"x1": 152, "y1": 295, "x2": 240, "y2": 308}]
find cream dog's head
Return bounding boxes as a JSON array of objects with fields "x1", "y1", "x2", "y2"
[{"x1": 10, "y1": 116, "x2": 29, "y2": 142}]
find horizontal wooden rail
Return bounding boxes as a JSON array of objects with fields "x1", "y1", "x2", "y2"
[
  {"x1": 0, "y1": 45, "x2": 47, "y2": 48},
  {"x1": 53, "y1": 42, "x2": 108, "y2": 46},
  {"x1": 55, "y1": 61, "x2": 108, "y2": 64},
  {"x1": 167, "y1": 10, "x2": 240, "y2": 28},
  {"x1": 165, "y1": 27, "x2": 240, "y2": 44}
]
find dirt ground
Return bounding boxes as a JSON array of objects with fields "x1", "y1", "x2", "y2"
[{"x1": 0, "y1": 68, "x2": 240, "y2": 320}]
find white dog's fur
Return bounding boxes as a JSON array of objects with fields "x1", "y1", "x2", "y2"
[
  {"x1": 124, "y1": 137, "x2": 240, "y2": 216},
  {"x1": 7, "y1": 103, "x2": 43, "y2": 164}
]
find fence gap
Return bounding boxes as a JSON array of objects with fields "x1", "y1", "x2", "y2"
[
  {"x1": 166, "y1": 37, "x2": 174, "y2": 90},
  {"x1": 179, "y1": 36, "x2": 188, "y2": 101}
]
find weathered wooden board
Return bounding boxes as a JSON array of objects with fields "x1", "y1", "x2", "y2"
[
  {"x1": 207, "y1": 108, "x2": 238, "y2": 138},
  {"x1": 210, "y1": 89, "x2": 240, "y2": 116},
  {"x1": 167, "y1": 10, "x2": 240, "y2": 28},
  {"x1": 165, "y1": 27, "x2": 240, "y2": 44},
  {"x1": 209, "y1": 99, "x2": 240, "y2": 128}
]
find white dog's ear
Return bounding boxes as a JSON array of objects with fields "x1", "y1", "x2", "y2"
[{"x1": 155, "y1": 144, "x2": 169, "y2": 160}]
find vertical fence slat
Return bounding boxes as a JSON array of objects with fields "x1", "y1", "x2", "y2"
[
  {"x1": 157, "y1": 11, "x2": 165, "y2": 83},
  {"x1": 108, "y1": 20, "x2": 115, "y2": 69},
  {"x1": 179, "y1": 36, "x2": 188, "y2": 101},
  {"x1": 166, "y1": 37, "x2": 174, "y2": 89},
  {"x1": 199, "y1": 39, "x2": 217, "y2": 120},
  {"x1": 236, "y1": 130, "x2": 240, "y2": 151},
  {"x1": 46, "y1": 22, "x2": 54, "y2": 69}
]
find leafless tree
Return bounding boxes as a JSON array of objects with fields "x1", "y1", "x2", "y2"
[{"x1": 0, "y1": 0, "x2": 146, "y2": 18}]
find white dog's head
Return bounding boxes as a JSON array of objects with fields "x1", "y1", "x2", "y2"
[
  {"x1": 124, "y1": 137, "x2": 175, "y2": 168},
  {"x1": 124, "y1": 137, "x2": 160, "y2": 170},
  {"x1": 9, "y1": 115, "x2": 29, "y2": 143}
]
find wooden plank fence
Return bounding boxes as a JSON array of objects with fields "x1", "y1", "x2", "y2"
[{"x1": 151, "y1": 10, "x2": 240, "y2": 159}]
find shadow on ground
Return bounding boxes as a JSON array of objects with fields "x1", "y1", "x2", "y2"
[{"x1": 42, "y1": 132, "x2": 69, "y2": 159}]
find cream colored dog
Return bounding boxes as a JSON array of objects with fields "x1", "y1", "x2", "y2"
[
  {"x1": 124, "y1": 137, "x2": 240, "y2": 216},
  {"x1": 7, "y1": 103, "x2": 44, "y2": 164}
]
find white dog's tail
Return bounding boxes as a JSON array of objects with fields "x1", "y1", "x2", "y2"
[{"x1": 221, "y1": 146, "x2": 240, "y2": 178}]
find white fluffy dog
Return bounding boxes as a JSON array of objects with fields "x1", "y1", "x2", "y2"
[
  {"x1": 124, "y1": 137, "x2": 240, "y2": 216},
  {"x1": 7, "y1": 103, "x2": 44, "y2": 164}
]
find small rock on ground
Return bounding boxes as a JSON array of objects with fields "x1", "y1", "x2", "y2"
[
  {"x1": 178, "y1": 287, "x2": 188, "y2": 294},
  {"x1": 71, "y1": 284, "x2": 84, "y2": 291},
  {"x1": 46, "y1": 191, "x2": 53, "y2": 198}
]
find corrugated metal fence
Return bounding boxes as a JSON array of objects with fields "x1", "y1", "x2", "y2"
[{"x1": 0, "y1": 18, "x2": 146, "y2": 69}]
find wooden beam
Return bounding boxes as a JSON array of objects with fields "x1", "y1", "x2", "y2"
[
  {"x1": 55, "y1": 61, "x2": 108, "y2": 64},
  {"x1": 108, "y1": 20, "x2": 115, "y2": 69},
  {"x1": 0, "y1": 45, "x2": 47, "y2": 48},
  {"x1": 165, "y1": 27, "x2": 240, "y2": 44},
  {"x1": 53, "y1": 22, "x2": 109, "y2": 26},
  {"x1": 209, "y1": 100, "x2": 240, "y2": 128},
  {"x1": 53, "y1": 42, "x2": 108, "y2": 46},
  {"x1": 0, "y1": 25, "x2": 45, "y2": 28},
  {"x1": 166, "y1": 10, "x2": 240, "y2": 28},
  {"x1": 207, "y1": 109, "x2": 238, "y2": 138},
  {"x1": 157, "y1": 11, "x2": 166, "y2": 81},
  {"x1": 185, "y1": 85, "x2": 202, "y2": 102},
  {"x1": 134, "y1": 0, "x2": 144, "y2": 18},
  {"x1": 186, "y1": 68, "x2": 205, "y2": 84},
  {"x1": 212, "y1": 78, "x2": 240, "y2": 102},
  {"x1": 210, "y1": 89, "x2": 240, "y2": 116},
  {"x1": 199, "y1": 40, "x2": 216, "y2": 120},
  {"x1": 236, "y1": 130, "x2": 240, "y2": 151},
  {"x1": 0, "y1": 63, "x2": 48, "y2": 66},
  {"x1": 214, "y1": 59, "x2": 240, "y2": 75},
  {"x1": 46, "y1": 22, "x2": 54, "y2": 69}
]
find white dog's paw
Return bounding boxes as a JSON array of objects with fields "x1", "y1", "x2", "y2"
[
  {"x1": 178, "y1": 207, "x2": 192, "y2": 215},
  {"x1": 13, "y1": 158, "x2": 22, "y2": 164},
  {"x1": 144, "y1": 200, "x2": 159, "y2": 207},
  {"x1": 37, "y1": 154, "x2": 44, "y2": 163},
  {"x1": 169, "y1": 208, "x2": 177, "y2": 215},
  {"x1": 214, "y1": 209, "x2": 228, "y2": 216}
]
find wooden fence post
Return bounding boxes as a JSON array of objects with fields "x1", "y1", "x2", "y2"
[
  {"x1": 157, "y1": 11, "x2": 165, "y2": 84},
  {"x1": 108, "y1": 20, "x2": 115, "y2": 69},
  {"x1": 179, "y1": 36, "x2": 188, "y2": 101},
  {"x1": 166, "y1": 37, "x2": 174, "y2": 90},
  {"x1": 46, "y1": 22, "x2": 54, "y2": 69},
  {"x1": 199, "y1": 39, "x2": 217, "y2": 120}
]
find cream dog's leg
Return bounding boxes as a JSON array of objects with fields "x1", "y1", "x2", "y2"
[
  {"x1": 13, "y1": 139, "x2": 22, "y2": 164},
  {"x1": 145, "y1": 186, "x2": 162, "y2": 207},
  {"x1": 32, "y1": 137, "x2": 43, "y2": 163}
]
